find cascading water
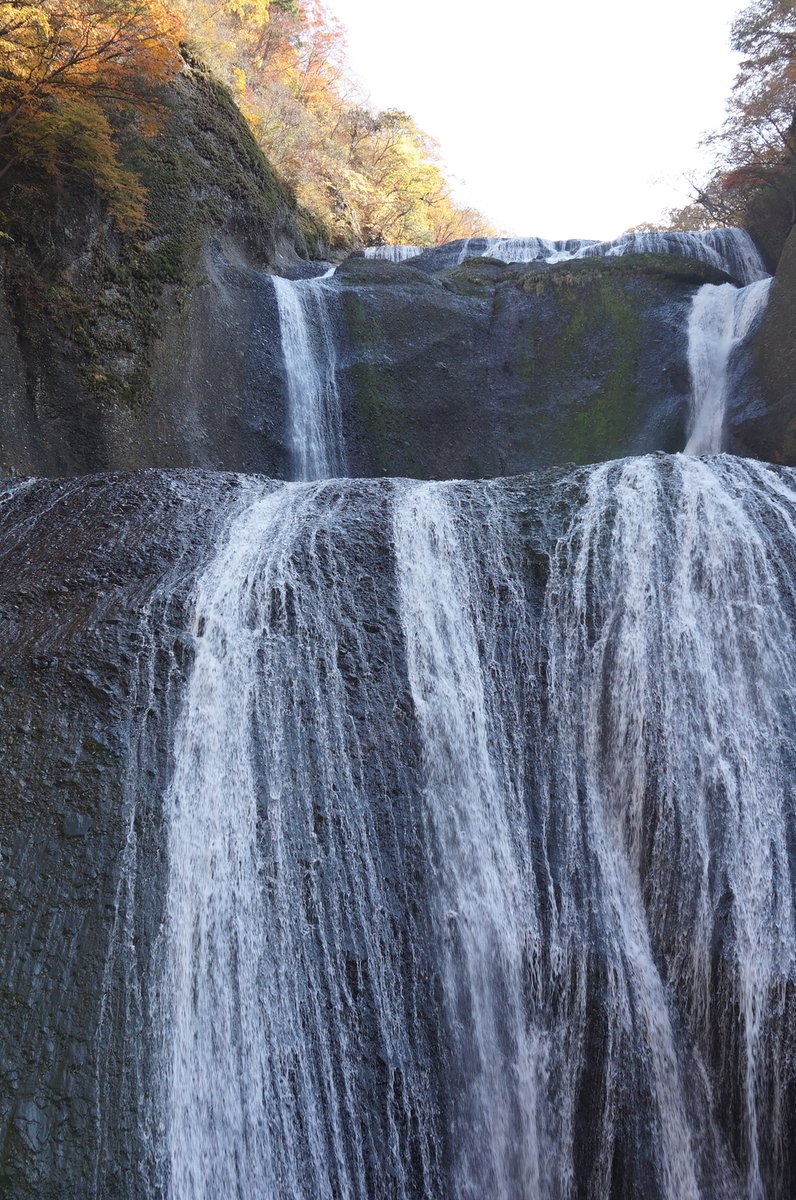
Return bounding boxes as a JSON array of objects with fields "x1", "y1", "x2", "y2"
[
  {"x1": 159, "y1": 454, "x2": 796, "y2": 1200},
  {"x1": 271, "y1": 272, "x2": 347, "y2": 480},
  {"x1": 574, "y1": 228, "x2": 769, "y2": 285},
  {"x1": 685, "y1": 277, "x2": 773, "y2": 454},
  {"x1": 394, "y1": 484, "x2": 549, "y2": 1200},
  {"x1": 161, "y1": 480, "x2": 444, "y2": 1200},
  {"x1": 407, "y1": 227, "x2": 767, "y2": 285},
  {"x1": 363, "y1": 245, "x2": 423, "y2": 262}
]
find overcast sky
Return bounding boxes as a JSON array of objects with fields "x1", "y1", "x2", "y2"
[{"x1": 325, "y1": 0, "x2": 743, "y2": 239}]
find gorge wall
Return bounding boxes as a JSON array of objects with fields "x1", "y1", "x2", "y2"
[{"x1": 2, "y1": 53, "x2": 796, "y2": 1200}]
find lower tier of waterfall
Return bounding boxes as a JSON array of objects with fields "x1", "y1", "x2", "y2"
[{"x1": 151, "y1": 454, "x2": 795, "y2": 1200}]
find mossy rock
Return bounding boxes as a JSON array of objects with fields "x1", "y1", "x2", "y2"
[
  {"x1": 0, "y1": 60, "x2": 324, "y2": 420},
  {"x1": 437, "y1": 257, "x2": 513, "y2": 296},
  {"x1": 336, "y1": 257, "x2": 437, "y2": 287}
]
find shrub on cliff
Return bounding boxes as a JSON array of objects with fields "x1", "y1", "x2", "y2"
[{"x1": 0, "y1": 1, "x2": 184, "y2": 230}]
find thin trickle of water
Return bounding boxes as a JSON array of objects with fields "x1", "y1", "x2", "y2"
[
  {"x1": 685, "y1": 277, "x2": 772, "y2": 454},
  {"x1": 272, "y1": 273, "x2": 347, "y2": 481}
]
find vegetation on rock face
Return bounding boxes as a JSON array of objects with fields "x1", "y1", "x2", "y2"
[
  {"x1": 1, "y1": 57, "x2": 313, "y2": 414},
  {"x1": 0, "y1": 1, "x2": 490, "y2": 251},
  {"x1": 667, "y1": 0, "x2": 796, "y2": 264},
  {"x1": 169, "y1": 0, "x2": 491, "y2": 247},
  {"x1": 0, "y1": 1, "x2": 183, "y2": 229}
]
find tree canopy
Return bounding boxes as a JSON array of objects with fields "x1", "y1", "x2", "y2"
[
  {"x1": 668, "y1": 0, "x2": 796, "y2": 255},
  {"x1": 0, "y1": 1, "x2": 183, "y2": 226},
  {"x1": 171, "y1": 0, "x2": 490, "y2": 245},
  {"x1": 0, "y1": 0, "x2": 490, "y2": 243}
]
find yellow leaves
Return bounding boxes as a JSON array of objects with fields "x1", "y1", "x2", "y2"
[
  {"x1": 0, "y1": 2, "x2": 184, "y2": 230},
  {"x1": 227, "y1": 0, "x2": 270, "y2": 31},
  {"x1": 52, "y1": 96, "x2": 148, "y2": 229},
  {"x1": 1, "y1": 1, "x2": 183, "y2": 112},
  {"x1": 0, "y1": 0, "x2": 491, "y2": 245},
  {"x1": 169, "y1": 0, "x2": 493, "y2": 246}
]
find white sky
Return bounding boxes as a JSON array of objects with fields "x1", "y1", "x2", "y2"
[{"x1": 325, "y1": 0, "x2": 742, "y2": 239}]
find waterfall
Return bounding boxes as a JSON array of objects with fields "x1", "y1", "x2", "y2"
[
  {"x1": 430, "y1": 228, "x2": 767, "y2": 285},
  {"x1": 479, "y1": 236, "x2": 598, "y2": 263},
  {"x1": 685, "y1": 277, "x2": 773, "y2": 454},
  {"x1": 162, "y1": 480, "x2": 443, "y2": 1200},
  {"x1": 363, "y1": 245, "x2": 423, "y2": 262},
  {"x1": 160, "y1": 457, "x2": 796, "y2": 1199},
  {"x1": 393, "y1": 483, "x2": 549, "y2": 1200},
  {"x1": 271, "y1": 273, "x2": 346, "y2": 481},
  {"x1": 577, "y1": 228, "x2": 769, "y2": 285}
]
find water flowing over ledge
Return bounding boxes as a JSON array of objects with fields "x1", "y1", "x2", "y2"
[
  {"x1": 367, "y1": 228, "x2": 768, "y2": 286},
  {"x1": 686, "y1": 278, "x2": 773, "y2": 454},
  {"x1": 271, "y1": 272, "x2": 347, "y2": 481},
  {"x1": 157, "y1": 455, "x2": 796, "y2": 1200},
  {"x1": 364, "y1": 245, "x2": 424, "y2": 262}
]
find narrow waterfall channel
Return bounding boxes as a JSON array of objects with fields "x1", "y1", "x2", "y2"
[
  {"x1": 271, "y1": 272, "x2": 347, "y2": 480},
  {"x1": 686, "y1": 277, "x2": 773, "y2": 454}
]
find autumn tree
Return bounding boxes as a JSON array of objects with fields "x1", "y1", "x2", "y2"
[
  {"x1": 0, "y1": 1, "x2": 182, "y2": 226},
  {"x1": 669, "y1": 0, "x2": 796, "y2": 254},
  {"x1": 172, "y1": 0, "x2": 490, "y2": 246}
]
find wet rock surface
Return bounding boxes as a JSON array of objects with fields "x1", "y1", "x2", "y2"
[
  {"x1": 755, "y1": 224, "x2": 796, "y2": 462},
  {"x1": 0, "y1": 472, "x2": 239, "y2": 1198},
  {"x1": 335, "y1": 254, "x2": 718, "y2": 477}
]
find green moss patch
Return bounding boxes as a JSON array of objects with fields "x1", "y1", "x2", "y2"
[{"x1": 1, "y1": 62, "x2": 324, "y2": 413}]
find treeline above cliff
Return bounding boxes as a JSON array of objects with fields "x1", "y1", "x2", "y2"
[
  {"x1": 667, "y1": 0, "x2": 796, "y2": 267},
  {"x1": 0, "y1": 0, "x2": 490, "y2": 249},
  {"x1": 171, "y1": 0, "x2": 492, "y2": 247}
]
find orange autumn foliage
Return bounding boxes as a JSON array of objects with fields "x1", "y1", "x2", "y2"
[
  {"x1": 0, "y1": 1, "x2": 183, "y2": 227},
  {"x1": 0, "y1": 0, "x2": 489, "y2": 244},
  {"x1": 172, "y1": 0, "x2": 491, "y2": 245}
]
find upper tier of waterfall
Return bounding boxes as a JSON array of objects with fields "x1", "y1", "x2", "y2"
[
  {"x1": 363, "y1": 245, "x2": 424, "y2": 262},
  {"x1": 271, "y1": 272, "x2": 347, "y2": 481},
  {"x1": 366, "y1": 227, "x2": 768, "y2": 286}
]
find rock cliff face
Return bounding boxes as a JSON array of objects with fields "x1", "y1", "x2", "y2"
[
  {"x1": 335, "y1": 254, "x2": 727, "y2": 478},
  {"x1": 754, "y1": 224, "x2": 796, "y2": 462},
  {"x1": 0, "y1": 231, "x2": 738, "y2": 480},
  {"x1": 0, "y1": 63, "x2": 321, "y2": 479},
  {"x1": 0, "y1": 472, "x2": 233, "y2": 1198}
]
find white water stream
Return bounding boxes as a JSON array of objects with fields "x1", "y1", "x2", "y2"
[
  {"x1": 685, "y1": 277, "x2": 773, "y2": 454},
  {"x1": 271, "y1": 272, "x2": 346, "y2": 480}
]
